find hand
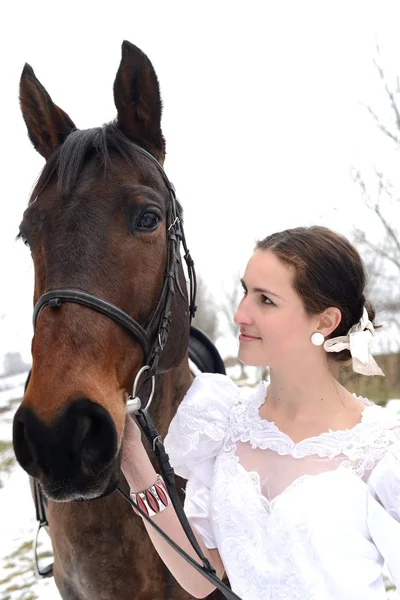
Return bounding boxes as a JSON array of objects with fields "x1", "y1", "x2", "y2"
[
  {"x1": 122, "y1": 413, "x2": 142, "y2": 449},
  {"x1": 121, "y1": 415, "x2": 157, "y2": 492}
]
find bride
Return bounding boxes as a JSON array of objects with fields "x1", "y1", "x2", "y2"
[{"x1": 121, "y1": 225, "x2": 400, "y2": 600}]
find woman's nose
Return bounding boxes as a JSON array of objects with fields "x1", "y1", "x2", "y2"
[{"x1": 234, "y1": 299, "x2": 252, "y2": 326}]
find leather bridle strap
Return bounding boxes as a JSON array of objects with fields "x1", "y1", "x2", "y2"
[
  {"x1": 31, "y1": 141, "x2": 196, "y2": 376},
  {"x1": 33, "y1": 289, "x2": 150, "y2": 357}
]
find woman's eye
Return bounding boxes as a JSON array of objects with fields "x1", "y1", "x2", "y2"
[
  {"x1": 137, "y1": 211, "x2": 161, "y2": 230},
  {"x1": 262, "y1": 295, "x2": 273, "y2": 305}
]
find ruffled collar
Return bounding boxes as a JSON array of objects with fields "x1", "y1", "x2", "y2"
[{"x1": 228, "y1": 381, "x2": 400, "y2": 459}]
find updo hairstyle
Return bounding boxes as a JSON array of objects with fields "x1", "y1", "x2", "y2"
[{"x1": 256, "y1": 226, "x2": 375, "y2": 363}]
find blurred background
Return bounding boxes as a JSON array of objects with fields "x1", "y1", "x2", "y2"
[{"x1": 1, "y1": 1, "x2": 400, "y2": 597}]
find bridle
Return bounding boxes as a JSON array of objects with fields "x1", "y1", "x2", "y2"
[
  {"x1": 28, "y1": 142, "x2": 242, "y2": 599},
  {"x1": 32, "y1": 142, "x2": 197, "y2": 381}
]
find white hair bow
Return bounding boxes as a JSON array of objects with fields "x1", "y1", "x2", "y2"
[{"x1": 323, "y1": 307, "x2": 384, "y2": 377}]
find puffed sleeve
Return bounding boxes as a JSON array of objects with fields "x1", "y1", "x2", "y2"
[
  {"x1": 367, "y1": 433, "x2": 400, "y2": 589},
  {"x1": 367, "y1": 433, "x2": 400, "y2": 520},
  {"x1": 164, "y1": 373, "x2": 238, "y2": 548}
]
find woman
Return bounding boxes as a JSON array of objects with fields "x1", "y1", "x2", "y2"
[{"x1": 121, "y1": 226, "x2": 400, "y2": 600}]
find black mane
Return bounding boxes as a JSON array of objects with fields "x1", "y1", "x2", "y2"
[{"x1": 30, "y1": 123, "x2": 147, "y2": 202}]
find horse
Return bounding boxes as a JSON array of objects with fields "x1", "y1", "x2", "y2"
[{"x1": 12, "y1": 41, "x2": 225, "y2": 600}]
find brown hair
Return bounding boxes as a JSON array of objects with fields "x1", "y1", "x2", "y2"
[{"x1": 256, "y1": 226, "x2": 375, "y2": 363}]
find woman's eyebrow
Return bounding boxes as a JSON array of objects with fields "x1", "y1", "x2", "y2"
[{"x1": 240, "y1": 278, "x2": 283, "y2": 300}]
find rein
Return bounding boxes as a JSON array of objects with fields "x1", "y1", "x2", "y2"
[
  {"x1": 29, "y1": 142, "x2": 242, "y2": 599},
  {"x1": 118, "y1": 402, "x2": 241, "y2": 600}
]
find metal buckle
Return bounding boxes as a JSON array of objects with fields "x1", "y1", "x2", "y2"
[
  {"x1": 126, "y1": 365, "x2": 156, "y2": 414},
  {"x1": 167, "y1": 216, "x2": 179, "y2": 231},
  {"x1": 34, "y1": 521, "x2": 53, "y2": 578}
]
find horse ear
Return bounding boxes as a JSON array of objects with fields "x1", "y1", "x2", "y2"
[
  {"x1": 113, "y1": 41, "x2": 165, "y2": 161},
  {"x1": 19, "y1": 64, "x2": 76, "y2": 160}
]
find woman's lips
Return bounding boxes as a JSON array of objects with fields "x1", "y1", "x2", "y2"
[{"x1": 239, "y1": 333, "x2": 261, "y2": 342}]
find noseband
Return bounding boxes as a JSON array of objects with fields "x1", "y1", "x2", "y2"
[{"x1": 32, "y1": 142, "x2": 197, "y2": 381}]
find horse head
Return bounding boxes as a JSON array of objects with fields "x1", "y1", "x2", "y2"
[{"x1": 13, "y1": 41, "x2": 191, "y2": 503}]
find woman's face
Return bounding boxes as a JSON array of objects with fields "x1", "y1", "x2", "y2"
[{"x1": 234, "y1": 249, "x2": 316, "y2": 367}]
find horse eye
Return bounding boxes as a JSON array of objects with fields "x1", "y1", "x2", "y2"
[{"x1": 137, "y1": 211, "x2": 161, "y2": 230}]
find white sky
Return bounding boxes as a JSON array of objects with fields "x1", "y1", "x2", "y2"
[{"x1": 2, "y1": 0, "x2": 400, "y2": 361}]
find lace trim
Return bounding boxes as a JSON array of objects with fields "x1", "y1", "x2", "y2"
[{"x1": 226, "y1": 382, "x2": 400, "y2": 462}]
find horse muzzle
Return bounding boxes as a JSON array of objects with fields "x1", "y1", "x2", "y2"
[{"x1": 13, "y1": 398, "x2": 120, "y2": 501}]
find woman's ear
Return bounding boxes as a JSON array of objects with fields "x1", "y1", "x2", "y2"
[{"x1": 317, "y1": 307, "x2": 342, "y2": 337}]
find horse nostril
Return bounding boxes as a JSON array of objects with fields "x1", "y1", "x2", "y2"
[
  {"x1": 13, "y1": 418, "x2": 38, "y2": 474},
  {"x1": 80, "y1": 414, "x2": 114, "y2": 472},
  {"x1": 70, "y1": 400, "x2": 118, "y2": 475}
]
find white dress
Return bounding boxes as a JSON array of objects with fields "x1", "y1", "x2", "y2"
[{"x1": 164, "y1": 373, "x2": 400, "y2": 600}]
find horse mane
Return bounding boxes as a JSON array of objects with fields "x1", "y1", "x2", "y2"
[{"x1": 29, "y1": 123, "x2": 151, "y2": 203}]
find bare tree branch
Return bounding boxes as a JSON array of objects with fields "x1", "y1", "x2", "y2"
[
  {"x1": 373, "y1": 202, "x2": 400, "y2": 258},
  {"x1": 357, "y1": 234, "x2": 400, "y2": 273},
  {"x1": 364, "y1": 104, "x2": 400, "y2": 146},
  {"x1": 373, "y1": 57, "x2": 400, "y2": 135},
  {"x1": 373, "y1": 168, "x2": 395, "y2": 199}
]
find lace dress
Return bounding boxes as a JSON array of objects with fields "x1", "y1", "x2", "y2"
[{"x1": 164, "y1": 373, "x2": 400, "y2": 600}]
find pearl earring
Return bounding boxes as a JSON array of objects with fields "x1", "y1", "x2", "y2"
[{"x1": 311, "y1": 332, "x2": 325, "y2": 346}]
